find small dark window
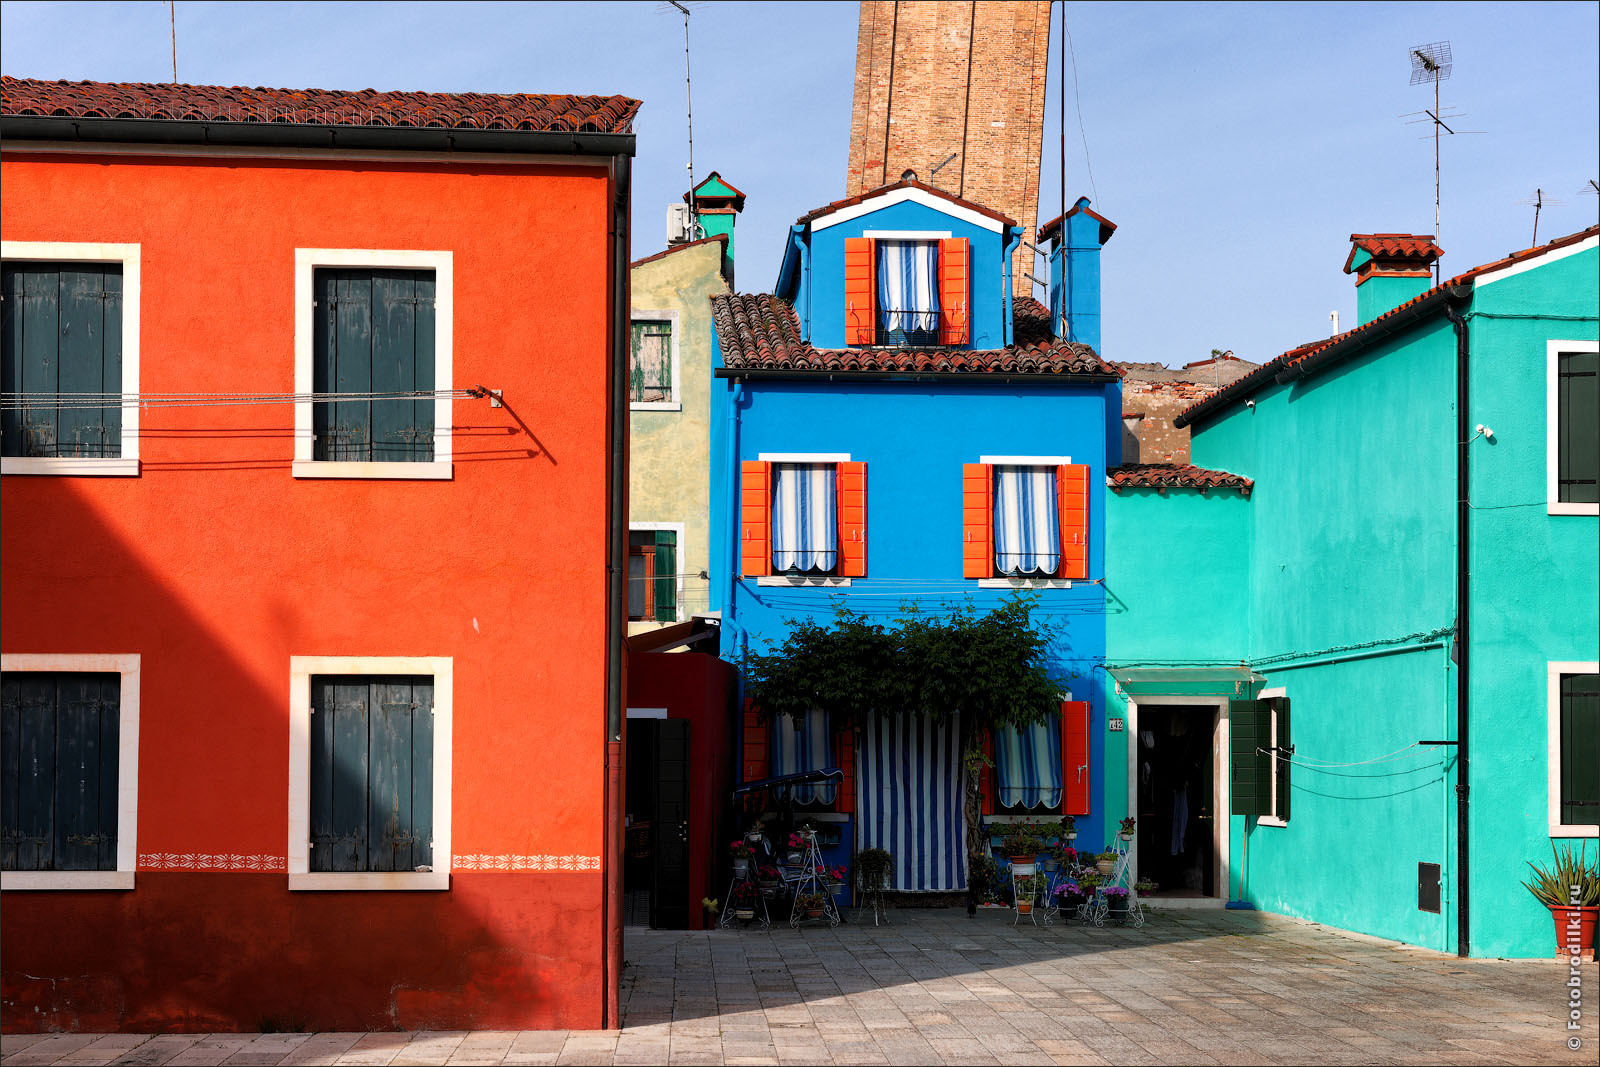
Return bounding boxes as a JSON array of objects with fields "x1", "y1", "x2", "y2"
[
  {"x1": 312, "y1": 269, "x2": 436, "y2": 462},
  {"x1": 309, "y1": 676, "x2": 434, "y2": 872},
  {"x1": 1560, "y1": 673, "x2": 1599, "y2": 826},
  {"x1": 629, "y1": 321, "x2": 673, "y2": 403},
  {"x1": 628, "y1": 530, "x2": 678, "y2": 622},
  {"x1": 2, "y1": 263, "x2": 124, "y2": 458},
  {"x1": 1418, "y1": 862, "x2": 1441, "y2": 913},
  {"x1": 1558, "y1": 350, "x2": 1598, "y2": 504},
  {"x1": 1, "y1": 672, "x2": 121, "y2": 871}
]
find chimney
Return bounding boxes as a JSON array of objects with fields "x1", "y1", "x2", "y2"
[
  {"x1": 685, "y1": 170, "x2": 745, "y2": 287},
  {"x1": 1344, "y1": 234, "x2": 1443, "y2": 325},
  {"x1": 1038, "y1": 197, "x2": 1116, "y2": 352}
]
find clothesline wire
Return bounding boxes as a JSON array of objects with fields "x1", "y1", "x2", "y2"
[{"x1": 1260, "y1": 741, "x2": 1428, "y2": 768}]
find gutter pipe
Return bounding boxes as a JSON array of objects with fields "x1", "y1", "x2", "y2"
[{"x1": 1444, "y1": 293, "x2": 1472, "y2": 959}]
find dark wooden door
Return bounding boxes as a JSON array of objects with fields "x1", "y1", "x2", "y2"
[{"x1": 650, "y1": 719, "x2": 691, "y2": 929}]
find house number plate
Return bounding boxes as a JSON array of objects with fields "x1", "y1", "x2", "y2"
[{"x1": 1108, "y1": 717, "x2": 1124, "y2": 731}]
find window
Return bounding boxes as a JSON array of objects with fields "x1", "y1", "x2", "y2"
[
  {"x1": 629, "y1": 315, "x2": 679, "y2": 409},
  {"x1": 629, "y1": 528, "x2": 678, "y2": 623},
  {"x1": 1, "y1": 244, "x2": 141, "y2": 477},
  {"x1": 288, "y1": 656, "x2": 452, "y2": 889},
  {"x1": 1, "y1": 654, "x2": 139, "y2": 890},
  {"x1": 293, "y1": 250, "x2": 453, "y2": 480},
  {"x1": 773, "y1": 462, "x2": 839, "y2": 576},
  {"x1": 962, "y1": 458, "x2": 1088, "y2": 584},
  {"x1": 741, "y1": 456, "x2": 866, "y2": 581},
  {"x1": 1229, "y1": 692, "x2": 1289, "y2": 824},
  {"x1": 1549, "y1": 663, "x2": 1599, "y2": 836},
  {"x1": 771, "y1": 710, "x2": 836, "y2": 806},
  {"x1": 844, "y1": 235, "x2": 968, "y2": 346},
  {"x1": 1550, "y1": 341, "x2": 1599, "y2": 513},
  {"x1": 992, "y1": 721, "x2": 1062, "y2": 815}
]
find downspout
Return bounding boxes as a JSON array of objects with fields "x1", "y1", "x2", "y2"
[
  {"x1": 603, "y1": 152, "x2": 631, "y2": 1026},
  {"x1": 725, "y1": 379, "x2": 745, "y2": 652},
  {"x1": 1002, "y1": 226, "x2": 1022, "y2": 346},
  {"x1": 1444, "y1": 293, "x2": 1471, "y2": 959}
]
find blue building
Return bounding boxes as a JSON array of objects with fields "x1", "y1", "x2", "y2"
[{"x1": 708, "y1": 177, "x2": 1121, "y2": 892}]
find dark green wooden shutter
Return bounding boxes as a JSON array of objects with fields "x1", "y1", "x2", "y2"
[
  {"x1": 1, "y1": 264, "x2": 122, "y2": 459},
  {"x1": 310, "y1": 675, "x2": 433, "y2": 872},
  {"x1": 1230, "y1": 698, "x2": 1270, "y2": 816},
  {"x1": 1559, "y1": 351, "x2": 1598, "y2": 504},
  {"x1": 1, "y1": 672, "x2": 119, "y2": 872},
  {"x1": 1561, "y1": 674, "x2": 1600, "y2": 826},
  {"x1": 1272, "y1": 697, "x2": 1291, "y2": 822},
  {"x1": 313, "y1": 269, "x2": 434, "y2": 463},
  {"x1": 654, "y1": 530, "x2": 677, "y2": 622}
]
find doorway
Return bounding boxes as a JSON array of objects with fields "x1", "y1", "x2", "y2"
[
  {"x1": 623, "y1": 716, "x2": 690, "y2": 928},
  {"x1": 1136, "y1": 705, "x2": 1217, "y2": 897}
]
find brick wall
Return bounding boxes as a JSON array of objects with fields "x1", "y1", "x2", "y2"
[
  {"x1": 846, "y1": 1, "x2": 1052, "y2": 280},
  {"x1": 1116, "y1": 357, "x2": 1261, "y2": 465}
]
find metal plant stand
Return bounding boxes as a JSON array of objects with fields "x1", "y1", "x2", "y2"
[
  {"x1": 720, "y1": 833, "x2": 771, "y2": 931},
  {"x1": 787, "y1": 828, "x2": 840, "y2": 928},
  {"x1": 857, "y1": 872, "x2": 892, "y2": 926},
  {"x1": 1105, "y1": 835, "x2": 1145, "y2": 927},
  {"x1": 1009, "y1": 858, "x2": 1043, "y2": 926}
]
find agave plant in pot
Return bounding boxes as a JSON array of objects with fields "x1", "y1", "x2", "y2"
[{"x1": 1522, "y1": 843, "x2": 1599, "y2": 961}]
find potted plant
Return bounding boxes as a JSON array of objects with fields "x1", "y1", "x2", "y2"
[
  {"x1": 797, "y1": 891, "x2": 826, "y2": 919},
  {"x1": 1041, "y1": 849, "x2": 1059, "y2": 873},
  {"x1": 1001, "y1": 832, "x2": 1044, "y2": 874},
  {"x1": 1015, "y1": 875, "x2": 1037, "y2": 915},
  {"x1": 1095, "y1": 850, "x2": 1118, "y2": 877},
  {"x1": 1102, "y1": 884, "x2": 1131, "y2": 923},
  {"x1": 1118, "y1": 816, "x2": 1137, "y2": 842},
  {"x1": 757, "y1": 864, "x2": 781, "y2": 889},
  {"x1": 729, "y1": 839, "x2": 756, "y2": 878},
  {"x1": 1054, "y1": 880, "x2": 1085, "y2": 913},
  {"x1": 857, "y1": 848, "x2": 893, "y2": 891},
  {"x1": 1134, "y1": 878, "x2": 1158, "y2": 897},
  {"x1": 1522, "y1": 843, "x2": 1600, "y2": 961},
  {"x1": 1060, "y1": 815, "x2": 1078, "y2": 842},
  {"x1": 784, "y1": 832, "x2": 805, "y2": 865},
  {"x1": 1077, "y1": 870, "x2": 1102, "y2": 893},
  {"x1": 729, "y1": 881, "x2": 759, "y2": 920},
  {"x1": 702, "y1": 897, "x2": 719, "y2": 925},
  {"x1": 825, "y1": 864, "x2": 849, "y2": 891}
]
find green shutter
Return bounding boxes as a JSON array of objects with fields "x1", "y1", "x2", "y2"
[
  {"x1": 1273, "y1": 698, "x2": 1291, "y2": 823},
  {"x1": 654, "y1": 530, "x2": 677, "y2": 622},
  {"x1": 313, "y1": 269, "x2": 434, "y2": 462},
  {"x1": 1230, "y1": 698, "x2": 1270, "y2": 816},
  {"x1": 1562, "y1": 674, "x2": 1600, "y2": 826},
  {"x1": 1560, "y1": 351, "x2": 1599, "y2": 504}
]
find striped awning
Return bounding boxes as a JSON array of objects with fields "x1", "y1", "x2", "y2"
[{"x1": 993, "y1": 720, "x2": 1062, "y2": 810}]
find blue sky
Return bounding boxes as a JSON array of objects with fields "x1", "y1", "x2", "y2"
[{"x1": 3, "y1": 0, "x2": 1596, "y2": 365}]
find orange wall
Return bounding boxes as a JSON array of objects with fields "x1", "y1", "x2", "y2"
[{"x1": 1, "y1": 150, "x2": 618, "y2": 1030}]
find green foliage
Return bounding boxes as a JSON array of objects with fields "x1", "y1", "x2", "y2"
[
  {"x1": 1522, "y1": 842, "x2": 1600, "y2": 907},
  {"x1": 856, "y1": 848, "x2": 893, "y2": 886},
  {"x1": 742, "y1": 595, "x2": 1061, "y2": 734},
  {"x1": 1001, "y1": 832, "x2": 1045, "y2": 857}
]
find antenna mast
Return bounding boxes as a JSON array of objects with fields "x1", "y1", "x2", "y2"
[
  {"x1": 169, "y1": 1, "x2": 178, "y2": 83},
  {"x1": 1057, "y1": 0, "x2": 1066, "y2": 332},
  {"x1": 1407, "y1": 42, "x2": 1453, "y2": 282},
  {"x1": 667, "y1": 1, "x2": 698, "y2": 228},
  {"x1": 1517, "y1": 188, "x2": 1565, "y2": 247}
]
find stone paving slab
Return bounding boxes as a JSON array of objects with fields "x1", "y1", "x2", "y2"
[{"x1": 3, "y1": 909, "x2": 1595, "y2": 1065}]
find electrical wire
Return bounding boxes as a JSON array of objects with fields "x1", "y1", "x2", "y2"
[
  {"x1": 1, "y1": 389, "x2": 481, "y2": 410},
  {"x1": 1259, "y1": 742, "x2": 1428, "y2": 768},
  {"x1": 1062, "y1": 12, "x2": 1099, "y2": 206}
]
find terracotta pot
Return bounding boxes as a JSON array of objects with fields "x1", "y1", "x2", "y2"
[
  {"x1": 1017, "y1": 901, "x2": 1033, "y2": 915},
  {"x1": 806, "y1": 907, "x2": 824, "y2": 919},
  {"x1": 1552, "y1": 905, "x2": 1598, "y2": 961},
  {"x1": 1096, "y1": 860, "x2": 1115, "y2": 877}
]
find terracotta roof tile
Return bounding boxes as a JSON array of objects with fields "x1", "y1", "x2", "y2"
[
  {"x1": 711, "y1": 293, "x2": 1117, "y2": 378},
  {"x1": 630, "y1": 234, "x2": 728, "y2": 270},
  {"x1": 1108, "y1": 464, "x2": 1253, "y2": 496},
  {"x1": 0, "y1": 76, "x2": 640, "y2": 134},
  {"x1": 1343, "y1": 233, "x2": 1443, "y2": 273},
  {"x1": 796, "y1": 177, "x2": 1017, "y2": 229}
]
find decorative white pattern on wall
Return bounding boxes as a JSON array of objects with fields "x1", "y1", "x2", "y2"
[
  {"x1": 454, "y1": 854, "x2": 602, "y2": 871},
  {"x1": 139, "y1": 853, "x2": 287, "y2": 871}
]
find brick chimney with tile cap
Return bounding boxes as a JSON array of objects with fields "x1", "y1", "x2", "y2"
[{"x1": 1344, "y1": 233, "x2": 1443, "y2": 325}]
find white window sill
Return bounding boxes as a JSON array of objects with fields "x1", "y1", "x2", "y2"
[
  {"x1": 2, "y1": 871, "x2": 135, "y2": 890},
  {"x1": 631, "y1": 401, "x2": 682, "y2": 412},
  {"x1": 292, "y1": 460, "x2": 453, "y2": 481},
  {"x1": 1548, "y1": 502, "x2": 1599, "y2": 516},
  {"x1": 1550, "y1": 824, "x2": 1599, "y2": 838},
  {"x1": 756, "y1": 576, "x2": 852, "y2": 587},
  {"x1": 978, "y1": 577, "x2": 1074, "y2": 589},
  {"x1": 1256, "y1": 816, "x2": 1289, "y2": 828},
  {"x1": 2, "y1": 456, "x2": 139, "y2": 477},
  {"x1": 289, "y1": 871, "x2": 450, "y2": 891}
]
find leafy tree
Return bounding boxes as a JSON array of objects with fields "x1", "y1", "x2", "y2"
[{"x1": 742, "y1": 595, "x2": 1062, "y2": 867}]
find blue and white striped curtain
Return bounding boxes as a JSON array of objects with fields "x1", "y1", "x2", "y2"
[
  {"x1": 772, "y1": 710, "x2": 836, "y2": 804},
  {"x1": 993, "y1": 721, "x2": 1063, "y2": 810},
  {"x1": 993, "y1": 466, "x2": 1061, "y2": 576},
  {"x1": 772, "y1": 463, "x2": 838, "y2": 573},
  {"x1": 858, "y1": 712, "x2": 967, "y2": 892},
  {"x1": 876, "y1": 240, "x2": 940, "y2": 334}
]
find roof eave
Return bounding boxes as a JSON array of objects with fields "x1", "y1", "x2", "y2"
[
  {"x1": 715, "y1": 367, "x2": 1121, "y2": 385},
  {"x1": 0, "y1": 114, "x2": 637, "y2": 156}
]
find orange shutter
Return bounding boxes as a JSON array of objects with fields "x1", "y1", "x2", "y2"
[
  {"x1": 962, "y1": 462, "x2": 993, "y2": 579},
  {"x1": 1057, "y1": 463, "x2": 1089, "y2": 579},
  {"x1": 1061, "y1": 701, "x2": 1091, "y2": 816},
  {"x1": 741, "y1": 460, "x2": 772, "y2": 577},
  {"x1": 742, "y1": 700, "x2": 769, "y2": 783},
  {"x1": 835, "y1": 726, "x2": 857, "y2": 813},
  {"x1": 844, "y1": 237, "x2": 876, "y2": 345},
  {"x1": 939, "y1": 237, "x2": 970, "y2": 344},
  {"x1": 837, "y1": 461, "x2": 867, "y2": 577},
  {"x1": 979, "y1": 729, "x2": 996, "y2": 816}
]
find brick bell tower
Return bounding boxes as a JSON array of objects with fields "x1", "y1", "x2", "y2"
[{"x1": 846, "y1": 0, "x2": 1053, "y2": 281}]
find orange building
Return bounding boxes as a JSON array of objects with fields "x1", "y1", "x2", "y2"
[{"x1": 0, "y1": 78, "x2": 637, "y2": 1031}]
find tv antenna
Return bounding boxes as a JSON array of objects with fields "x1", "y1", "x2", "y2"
[
  {"x1": 1516, "y1": 188, "x2": 1565, "y2": 247},
  {"x1": 167, "y1": 1, "x2": 178, "y2": 83},
  {"x1": 1402, "y1": 42, "x2": 1483, "y2": 282},
  {"x1": 660, "y1": 2, "x2": 706, "y2": 224}
]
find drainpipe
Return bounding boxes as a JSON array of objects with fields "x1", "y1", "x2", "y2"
[
  {"x1": 725, "y1": 379, "x2": 745, "y2": 652},
  {"x1": 603, "y1": 152, "x2": 631, "y2": 1026},
  {"x1": 1444, "y1": 294, "x2": 1471, "y2": 959}
]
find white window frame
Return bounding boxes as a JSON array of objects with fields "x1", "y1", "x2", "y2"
[
  {"x1": 0, "y1": 653, "x2": 140, "y2": 890},
  {"x1": 1548, "y1": 340, "x2": 1600, "y2": 516},
  {"x1": 756, "y1": 452, "x2": 853, "y2": 587},
  {"x1": 977, "y1": 455, "x2": 1075, "y2": 588},
  {"x1": 293, "y1": 249, "x2": 454, "y2": 480},
  {"x1": 287, "y1": 655, "x2": 453, "y2": 890},
  {"x1": 1256, "y1": 686, "x2": 1289, "y2": 828},
  {"x1": 629, "y1": 309, "x2": 681, "y2": 411},
  {"x1": 629, "y1": 521, "x2": 687, "y2": 623},
  {"x1": 1, "y1": 242, "x2": 141, "y2": 477},
  {"x1": 1548, "y1": 661, "x2": 1600, "y2": 838}
]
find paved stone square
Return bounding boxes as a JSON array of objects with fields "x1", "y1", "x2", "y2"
[{"x1": 3, "y1": 908, "x2": 1594, "y2": 1065}]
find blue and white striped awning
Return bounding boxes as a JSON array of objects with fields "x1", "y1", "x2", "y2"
[
  {"x1": 772, "y1": 710, "x2": 836, "y2": 805},
  {"x1": 772, "y1": 463, "x2": 838, "y2": 573},
  {"x1": 858, "y1": 712, "x2": 967, "y2": 892},
  {"x1": 876, "y1": 240, "x2": 940, "y2": 334},
  {"x1": 993, "y1": 720, "x2": 1063, "y2": 810},
  {"x1": 994, "y1": 465, "x2": 1060, "y2": 576}
]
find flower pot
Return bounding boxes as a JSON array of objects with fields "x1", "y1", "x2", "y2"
[
  {"x1": 1552, "y1": 905, "x2": 1599, "y2": 961},
  {"x1": 735, "y1": 908, "x2": 755, "y2": 920},
  {"x1": 989, "y1": 834, "x2": 1005, "y2": 847},
  {"x1": 1107, "y1": 902, "x2": 1128, "y2": 925},
  {"x1": 1118, "y1": 832, "x2": 1133, "y2": 842},
  {"x1": 806, "y1": 907, "x2": 824, "y2": 919},
  {"x1": 1096, "y1": 860, "x2": 1115, "y2": 877},
  {"x1": 732, "y1": 858, "x2": 750, "y2": 878},
  {"x1": 1065, "y1": 831, "x2": 1078, "y2": 842},
  {"x1": 1010, "y1": 860, "x2": 1035, "y2": 876},
  {"x1": 1017, "y1": 901, "x2": 1033, "y2": 915},
  {"x1": 785, "y1": 851, "x2": 803, "y2": 864},
  {"x1": 1041, "y1": 858, "x2": 1058, "y2": 873}
]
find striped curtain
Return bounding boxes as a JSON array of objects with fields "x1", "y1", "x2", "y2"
[
  {"x1": 994, "y1": 465, "x2": 1060, "y2": 576},
  {"x1": 772, "y1": 710, "x2": 836, "y2": 804},
  {"x1": 993, "y1": 721, "x2": 1063, "y2": 810},
  {"x1": 772, "y1": 463, "x2": 838, "y2": 573},
  {"x1": 858, "y1": 712, "x2": 967, "y2": 892},
  {"x1": 876, "y1": 240, "x2": 940, "y2": 334}
]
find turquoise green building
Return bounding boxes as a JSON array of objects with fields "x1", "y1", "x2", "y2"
[{"x1": 1103, "y1": 226, "x2": 1598, "y2": 958}]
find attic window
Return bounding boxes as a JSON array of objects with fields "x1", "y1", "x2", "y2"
[
  {"x1": 843, "y1": 237, "x2": 969, "y2": 346},
  {"x1": 876, "y1": 241, "x2": 941, "y2": 346}
]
